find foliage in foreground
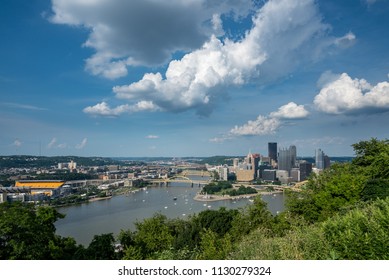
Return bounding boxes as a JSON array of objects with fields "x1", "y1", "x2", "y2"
[{"x1": 229, "y1": 197, "x2": 389, "y2": 260}]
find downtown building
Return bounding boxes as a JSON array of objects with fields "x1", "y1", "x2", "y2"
[
  {"x1": 236, "y1": 152, "x2": 260, "y2": 182},
  {"x1": 277, "y1": 145, "x2": 297, "y2": 175},
  {"x1": 268, "y1": 142, "x2": 278, "y2": 167},
  {"x1": 315, "y1": 149, "x2": 330, "y2": 170},
  {"x1": 299, "y1": 161, "x2": 313, "y2": 181}
]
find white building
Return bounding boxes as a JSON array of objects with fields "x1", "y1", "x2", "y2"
[{"x1": 217, "y1": 165, "x2": 229, "y2": 181}]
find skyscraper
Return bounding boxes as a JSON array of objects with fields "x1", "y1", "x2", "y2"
[
  {"x1": 268, "y1": 142, "x2": 277, "y2": 163},
  {"x1": 315, "y1": 149, "x2": 331, "y2": 169},
  {"x1": 299, "y1": 161, "x2": 313, "y2": 181},
  {"x1": 289, "y1": 145, "x2": 297, "y2": 168},
  {"x1": 278, "y1": 145, "x2": 297, "y2": 175}
]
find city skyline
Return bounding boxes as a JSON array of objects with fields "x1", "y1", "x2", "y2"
[{"x1": 1, "y1": 0, "x2": 389, "y2": 157}]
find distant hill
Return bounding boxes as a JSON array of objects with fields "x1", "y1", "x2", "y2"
[{"x1": 0, "y1": 155, "x2": 123, "y2": 168}]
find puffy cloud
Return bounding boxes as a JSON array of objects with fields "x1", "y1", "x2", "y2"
[
  {"x1": 50, "y1": 0, "x2": 255, "y2": 79},
  {"x1": 230, "y1": 116, "x2": 281, "y2": 136},
  {"x1": 314, "y1": 73, "x2": 389, "y2": 114},
  {"x1": 213, "y1": 101, "x2": 309, "y2": 141},
  {"x1": 105, "y1": 0, "x2": 350, "y2": 116},
  {"x1": 83, "y1": 101, "x2": 159, "y2": 117},
  {"x1": 269, "y1": 102, "x2": 310, "y2": 119},
  {"x1": 76, "y1": 138, "x2": 88, "y2": 149},
  {"x1": 211, "y1": 14, "x2": 224, "y2": 36}
]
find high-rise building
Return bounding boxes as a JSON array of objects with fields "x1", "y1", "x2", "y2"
[
  {"x1": 278, "y1": 145, "x2": 297, "y2": 175},
  {"x1": 217, "y1": 165, "x2": 229, "y2": 181},
  {"x1": 236, "y1": 152, "x2": 260, "y2": 181},
  {"x1": 290, "y1": 145, "x2": 297, "y2": 168},
  {"x1": 258, "y1": 161, "x2": 272, "y2": 179},
  {"x1": 324, "y1": 155, "x2": 331, "y2": 169},
  {"x1": 315, "y1": 149, "x2": 330, "y2": 169},
  {"x1": 299, "y1": 161, "x2": 313, "y2": 181},
  {"x1": 268, "y1": 142, "x2": 277, "y2": 163}
]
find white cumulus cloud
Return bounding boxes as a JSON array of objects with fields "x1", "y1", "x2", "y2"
[
  {"x1": 50, "y1": 0, "x2": 255, "y2": 79},
  {"x1": 314, "y1": 73, "x2": 389, "y2": 114},
  {"x1": 269, "y1": 102, "x2": 310, "y2": 119},
  {"x1": 93, "y1": 0, "x2": 352, "y2": 117},
  {"x1": 83, "y1": 101, "x2": 159, "y2": 117},
  {"x1": 230, "y1": 116, "x2": 282, "y2": 136},
  {"x1": 212, "y1": 101, "x2": 309, "y2": 141}
]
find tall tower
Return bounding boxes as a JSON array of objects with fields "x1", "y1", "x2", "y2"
[
  {"x1": 268, "y1": 142, "x2": 277, "y2": 163},
  {"x1": 315, "y1": 149, "x2": 324, "y2": 169},
  {"x1": 299, "y1": 161, "x2": 312, "y2": 181},
  {"x1": 278, "y1": 145, "x2": 297, "y2": 175},
  {"x1": 290, "y1": 145, "x2": 297, "y2": 168}
]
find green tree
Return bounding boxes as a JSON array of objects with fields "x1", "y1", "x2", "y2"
[
  {"x1": 230, "y1": 196, "x2": 273, "y2": 239},
  {"x1": 352, "y1": 138, "x2": 389, "y2": 179},
  {"x1": 167, "y1": 218, "x2": 201, "y2": 251},
  {"x1": 130, "y1": 213, "x2": 174, "y2": 259},
  {"x1": 194, "y1": 207, "x2": 238, "y2": 237},
  {"x1": 0, "y1": 202, "x2": 80, "y2": 259},
  {"x1": 361, "y1": 179, "x2": 389, "y2": 201},
  {"x1": 197, "y1": 229, "x2": 232, "y2": 260},
  {"x1": 85, "y1": 233, "x2": 116, "y2": 260},
  {"x1": 287, "y1": 163, "x2": 367, "y2": 223}
]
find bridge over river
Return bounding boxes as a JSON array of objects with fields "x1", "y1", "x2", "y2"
[
  {"x1": 145, "y1": 175, "x2": 212, "y2": 186},
  {"x1": 144, "y1": 169, "x2": 212, "y2": 186}
]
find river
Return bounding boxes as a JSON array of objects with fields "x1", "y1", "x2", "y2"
[{"x1": 55, "y1": 181, "x2": 286, "y2": 245}]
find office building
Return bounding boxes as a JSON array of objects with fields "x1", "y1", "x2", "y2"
[
  {"x1": 278, "y1": 145, "x2": 297, "y2": 175},
  {"x1": 299, "y1": 161, "x2": 313, "y2": 181},
  {"x1": 315, "y1": 149, "x2": 330, "y2": 170},
  {"x1": 268, "y1": 142, "x2": 277, "y2": 163},
  {"x1": 262, "y1": 169, "x2": 276, "y2": 181},
  {"x1": 236, "y1": 152, "x2": 260, "y2": 181}
]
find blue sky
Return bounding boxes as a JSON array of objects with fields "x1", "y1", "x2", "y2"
[{"x1": 1, "y1": 0, "x2": 389, "y2": 157}]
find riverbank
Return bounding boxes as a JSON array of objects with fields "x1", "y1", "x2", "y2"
[
  {"x1": 88, "y1": 196, "x2": 112, "y2": 202},
  {"x1": 193, "y1": 190, "x2": 283, "y2": 202}
]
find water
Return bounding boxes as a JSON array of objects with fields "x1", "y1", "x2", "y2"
[{"x1": 55, "y1": 182, "x2": 285, "y2": 245}]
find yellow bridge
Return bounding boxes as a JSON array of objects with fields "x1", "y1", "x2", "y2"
[{"x1": 146, "y1": 172, "x2": 212, "y2": 186}]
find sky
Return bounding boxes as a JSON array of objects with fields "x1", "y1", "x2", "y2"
[{"x1": 1, "y1": 0, "x2": 389, "y2": 158}]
